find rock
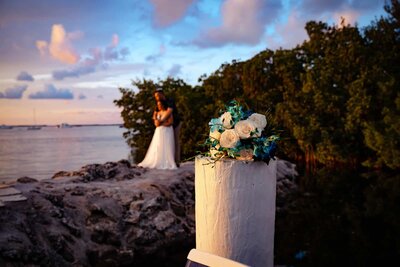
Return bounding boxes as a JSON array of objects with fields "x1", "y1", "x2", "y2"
[
  {"x1": 0, "y1": 159, "x2": 297, "y2": 266},
  {"x1": 52, "y1": 171, "x2": 73, "y2": 179},
  {"x1": 0, "y1": 161, "x2": 196, "y2": 267},
  {"x1": 276, "y1": 158, "x2": 298, "y2": 180},
  {"x1": 0, "y1": 187, "x2": 21, "y2": 196},
  {"x1": 0, "y1": 195, "x2": 27, "y2": 202},
  {"x1": 153, "y1": 210, "x2": 176, "y2": 231},
  {"x1": 16, "y1": 176, "x2": 38, "y2": 183},
  {"x1": 124, "y1": 210, "x2": 141, "y2": 224}
]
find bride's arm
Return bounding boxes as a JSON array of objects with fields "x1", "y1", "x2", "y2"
[
  {"x1": 160, "y1": 113, "x2": 173, "y2": 127},
  {"x1": 158, "y1": 107, "x2": 173, "y2": 123},
  {"x1": 153, "y1": 111, "x2": 161, "y2": 127}
]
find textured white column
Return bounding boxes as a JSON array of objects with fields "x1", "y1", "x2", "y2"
[{"x1": 195, "y1": 157, "x2": 277, "y2": 267}]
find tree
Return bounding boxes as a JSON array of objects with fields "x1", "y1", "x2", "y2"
[
  {"x1": 114, "y1": 0, "x2": 399, "y2": 171},
  {"x1": 114, "y1": 79, "x2": 159, "y2": 162},
  {"x1": 114, "y1": 77, "x2": 212, "y2": 163},
  {"x1": 362, "y1": 0, "x2": 400, "y2": 169}
]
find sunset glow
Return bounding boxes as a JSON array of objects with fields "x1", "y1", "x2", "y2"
[{"x1": 0, "y1": 0, "x2": 385, "y2": 125}]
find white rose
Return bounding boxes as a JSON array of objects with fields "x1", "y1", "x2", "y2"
[
  {"x1": 234, "y1": 120, "x2": 257, "y2": 139},
  {"x1": 236, "y1": 149, "x2": 254, "y2": 161},
  {"x1": 248, "y1": 113, "x2": 267, "y2": 131},
  {"x1": 209, "y1": 130, "x2": 221, "y2": 141},
  {"x1": 219, "y1": 129, "x2": 240, "y2": 148},
  {"x1": 220, "y1": 112, "x2": 233, "y2": 129}
]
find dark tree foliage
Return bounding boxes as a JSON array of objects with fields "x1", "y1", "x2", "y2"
[
  {"x1": 361, "y1": 0, "x2": 400, "y2": 169},
  {"x1": 115, "y1": 0, "x2": 399, "y2": 171},
  {"x1": 114, "y1": 79, "x2": 157, "y2": 162}
]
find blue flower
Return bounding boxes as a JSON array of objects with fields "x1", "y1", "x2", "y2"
[
  {"x1": 294, "y1": 250, "x2": 307, "y2": 260},
  {"x1": 205, "y1": 100, "x2": 280, "y2": 163},
  {"x1": 243, "y1": 109, "x2": 254, "y2": 119},
  {"x1": 264, "y1": 141, "x2": 277, "y2": 157},
  {"x1": 209, "y1": 118, "x2": 223, "y2": 132}
]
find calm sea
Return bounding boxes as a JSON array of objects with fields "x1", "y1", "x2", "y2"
[{"x1": 0, "y1": 125, "x2": 131, "y2": 183}]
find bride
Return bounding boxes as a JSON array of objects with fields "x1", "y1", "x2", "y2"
[{"x1": 138, "y1": 100, "x2": 177, "y2": 169}]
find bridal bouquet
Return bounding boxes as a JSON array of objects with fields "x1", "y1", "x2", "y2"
[{"x1": 205, "y1": 100, "x2": 279, "y2": 163}]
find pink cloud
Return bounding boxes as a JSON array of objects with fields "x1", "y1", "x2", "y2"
[
  {"x1": 111, "y1": 34, "x2": 119, "y2": 47},
  {"x1": 266, "y1": 10, "x2": 309, "y2": 49},
  {"x1": 194, "y1": 0, "x2": 282, "y2": 47},
  {"x1": 36, "y1": 24, "x2": 80, "y2": 64},
  {"x1": 52, "y1": 34, "x2": 130, "y2": 80},
  {"x1": 67, "y1": 30, "x2": 85, "y2": 41},
  {"x1": 301, "y1": 0, "x2": 347, "y2": 14},
  {"x1": 149, "y1": 0, "x2": 196, "y2": 27},
  {"x1": 333, "y1": 9, "x2": 360, "y2": 26},
  {"x1": 36, "y1": 40, "x2": 48, "y2": 56}
]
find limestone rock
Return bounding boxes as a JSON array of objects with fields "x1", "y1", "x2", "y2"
[
  {"x1": 0, "y1": 159, "x2": 296, "y2": 267},
  {"x1": 0, "y1": 161, "x2": 195, "y2": 267},
  {"x1": 16, "y1": 176, "x2": 38, "y2": 183}
]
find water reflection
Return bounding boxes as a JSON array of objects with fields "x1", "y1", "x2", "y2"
[{"x1": 0, "y1": 126, "x2": 131, "y2": 182}]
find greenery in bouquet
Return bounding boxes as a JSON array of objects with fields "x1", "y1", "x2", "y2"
[{"x1": 205, "y1": 100, "x2": 280, "y2": 163}]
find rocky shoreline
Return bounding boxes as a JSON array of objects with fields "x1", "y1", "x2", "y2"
[{"x1": 0, "y1": 159, "x2": 297, "y2": 267}]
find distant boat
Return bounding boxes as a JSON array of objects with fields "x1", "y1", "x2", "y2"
[
  {"x1": 57, "y1": 123, "x2": 73, "y2": 128},
  {"x1": 27, "y1": 108, "x2": 41, "y2": 130},
  {"x1": 0, "y1": 124, "x2": 13, "y2": 129}
]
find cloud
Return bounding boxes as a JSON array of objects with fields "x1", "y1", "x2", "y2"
[
  {"x1": 16, "y1": 71, "x2": 34, "y2": 81},
  {"x1": 146, "y1": 44, "x2": 166, "y2": 62},
  {"x1": 194, "y1": 0, "x2": 282, "y2": 47},
  {"x1": 36, "y1": 40, "x2": 48, "y2": 56},
  {"x1": 264, "y1": 0, "x2": 383, "y2": 49},
  {"x1": 67, "y1": 30, "x2": 84, "y2": 41},
  {"x1": 299, "y1": 0, "x2": 383, "y2": 15},
  {"x1": 143, "y1": 69, "x2": 151, "y2": 76},
  {"x1": 149, "y1": 0, "x2": 196, "y2": 27},
  {"x1": 36, "y1": 24, "x2": 81, "y2": 64},
  {"x1": 29, "y1": 84, "x2": 74, "y2": 99},
  {"x1": 53, "y1": 65, "x2": 96, "y2": 80},
  {"x1": 111, "y1": 34, "x2": 119, "y2": 47},
  {"x1": 120, "y1": 47, "x2": 130, "y2": 57},
  {"x1": 351, "y1": 0, "x2": 383, "y2": 10},
  {"x1": 0, "y1": 85, "x2": 28, "y2": 99},
  {"x1": 104, "y1": 34, "x2": 122, "y2": 60},
  {"x1": 168, "y1": 64, "x2": 182, "y2": 77},
  {"x1": 52, "y1": 34, "x2": 129, "y2": 80},
  {"x1": 266, "y1": 10, "x2": 309, "y2": 49},
  {"x1": 333, "y1": 9, "x2": 360, "y2": 26},
  {"x1": 300, "y1": 0, "x2": 347, "y2": 14},
  {"x1": 78, "y1": 93, "x2": 87, "y2": 100}
]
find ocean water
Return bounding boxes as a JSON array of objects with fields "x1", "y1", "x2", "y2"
[{"x1": 0, "y1": 125, "x2": 131, "y2": 183}]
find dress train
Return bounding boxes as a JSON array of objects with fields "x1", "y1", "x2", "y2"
[{"x1": 138, "y1": 126, "x2": 177, "y2": 170}]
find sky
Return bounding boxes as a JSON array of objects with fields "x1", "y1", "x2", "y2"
[{"x1": 0, "y1": 0, "x2": 386, "y2": 125}]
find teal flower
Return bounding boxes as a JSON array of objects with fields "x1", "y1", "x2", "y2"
[
  {"x1": 209, "y1": 117, "x2": 223, "y2": 132},
  {"x1": 205, "y1": 100, "x2": 280, "y2": 163}
]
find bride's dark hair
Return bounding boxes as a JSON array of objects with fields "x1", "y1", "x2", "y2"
[{"x1": 156, "y1": 100, "x2": 168, "y2": 111}]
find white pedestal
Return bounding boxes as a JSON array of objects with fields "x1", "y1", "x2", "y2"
[{"x1": 195, "y1": 157, "x2": 277, "y2": 267}]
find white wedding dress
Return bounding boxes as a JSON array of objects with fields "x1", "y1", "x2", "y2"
[{"x1": 138, "y1": 125, "x2": 177, "y2": 169}]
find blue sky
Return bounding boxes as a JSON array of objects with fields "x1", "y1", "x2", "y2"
[{"x1": 0, "y1": 0, "x2": 386, "y2": 125}]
